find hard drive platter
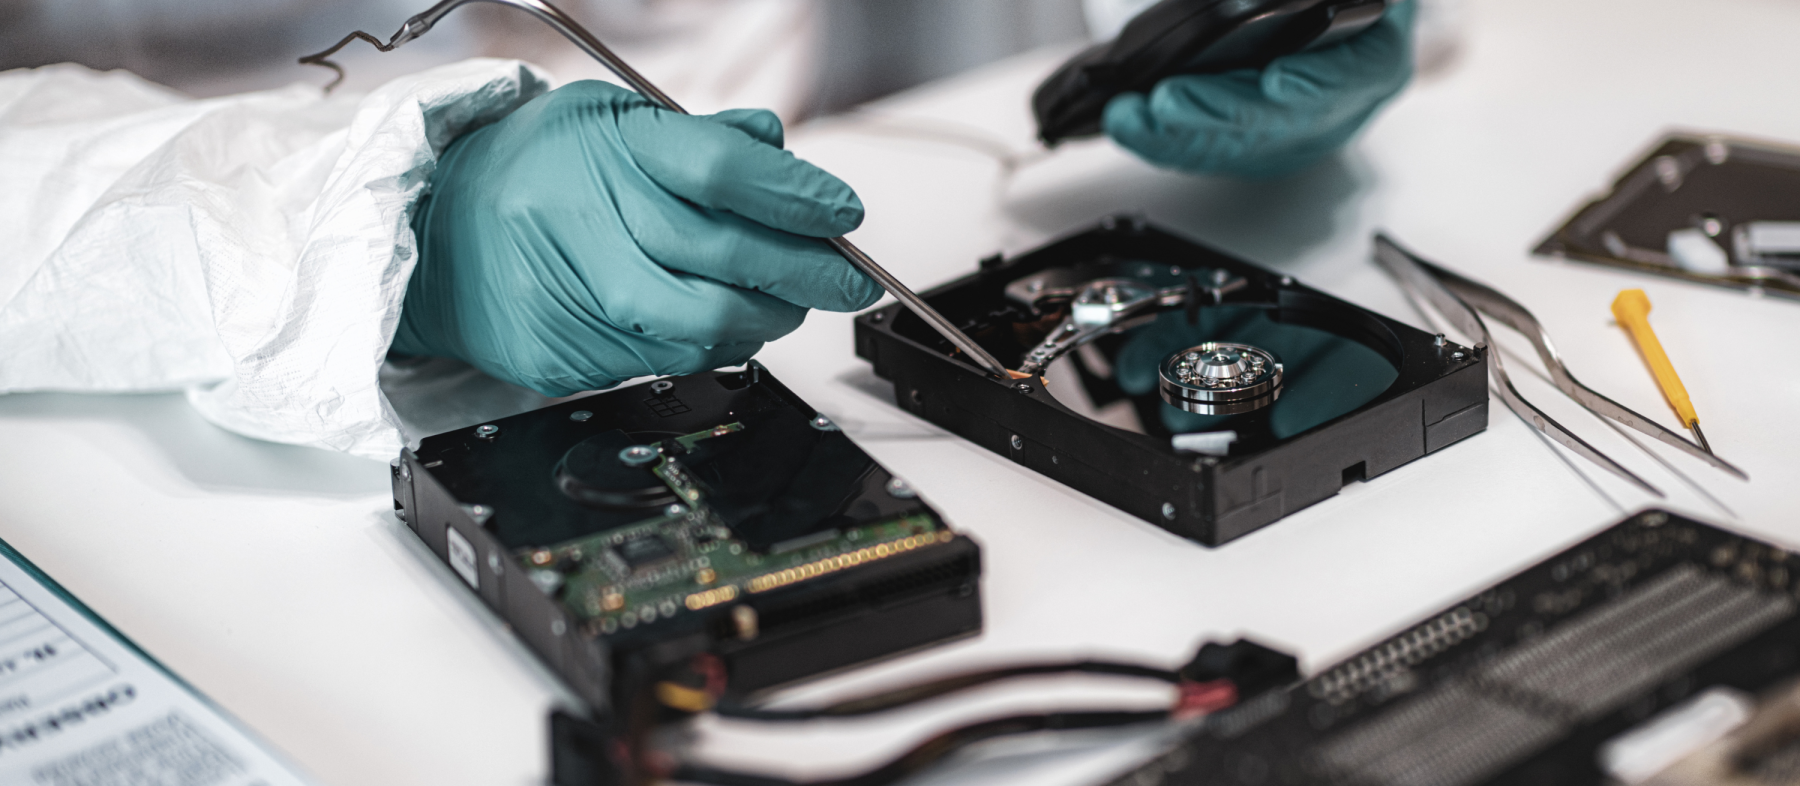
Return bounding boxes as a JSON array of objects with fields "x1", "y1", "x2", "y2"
[
  {"x1": 854, "y1": 218, "x2": 1489, "y2": 545},
  {"x1": 1040, "y1": 305, "x2": 1400, "y2": 453}
]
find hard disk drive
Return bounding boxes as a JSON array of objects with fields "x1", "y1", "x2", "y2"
[
  {"x1": 854, "y1": 219, "x2": 1489, "y2": 545},
  {"x1": 390, "y1": 365, "x2": 982, "y2": 721},
  {"x1": 1536, "y1": 133, "x2": 1800, "y2": 300}
]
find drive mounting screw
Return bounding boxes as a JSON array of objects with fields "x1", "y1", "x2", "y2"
[{"x1": 885, "y1": 477, "x2": 917, "y2": 499}]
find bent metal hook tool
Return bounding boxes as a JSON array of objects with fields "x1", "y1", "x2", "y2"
[{"x1": 300, "y1": 0, "x2": 1015, "y2": 380}]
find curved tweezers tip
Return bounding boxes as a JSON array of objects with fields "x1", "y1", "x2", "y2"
[{"x1": 1371, "y1": 233, "x2": 1665, "y2": 498}]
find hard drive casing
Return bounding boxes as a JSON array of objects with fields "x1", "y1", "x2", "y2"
[
  {"x1": 854, "y1": 220, "x2": 1488, "y2": 546},
  {"x1": 391, "y1": 367, "x2": 983, "y2": 719}
]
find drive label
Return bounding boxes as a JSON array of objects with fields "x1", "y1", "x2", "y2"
[{"x1": 446, "y1": 528, "x2": 479, "y2": 590}]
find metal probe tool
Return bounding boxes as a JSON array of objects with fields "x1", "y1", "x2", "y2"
[
  {"x1": 1376, "y1": 235, "x2": 1749, "y2": 493},
  {"x1": 1611, "y1": 289, "x2": 1713, "y2": 454},
  {"x1": 1373, "y1": 235, "x2": 1664, "y2": 496},
  {"x1": 300, "y1": 0, "x2": 1015, "y2": 380}
]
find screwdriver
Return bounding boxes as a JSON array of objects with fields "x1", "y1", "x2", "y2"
[
  {"x1": 1610, "y1": 289, "x2": 1711, "y2": 453},
  {"x1": 304, "y1": 0, "x2": 1017, "y2": 380}
]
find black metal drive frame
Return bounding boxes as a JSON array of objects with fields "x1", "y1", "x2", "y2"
[
  {"x1": 391, "y1": 366, "x2": 983, "y2": 721},
  {"x1": 854, "y1": 219, "x2": 1489, "y2": 546}
]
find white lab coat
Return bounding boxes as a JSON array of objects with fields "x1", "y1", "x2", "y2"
[
  {"x1": 0, "y1": 59, "x2": 550, "y2": 459},
  {"x1": 0, "y1": 0, "x2": 1452, "y2": 461}
]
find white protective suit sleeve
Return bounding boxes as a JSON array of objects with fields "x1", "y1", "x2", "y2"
[{"x1": 0, "y1": 59, "x2": 552, "y2": 460}]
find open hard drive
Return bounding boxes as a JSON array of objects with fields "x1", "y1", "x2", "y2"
[
  {"x1": 1536, "y1": 133, "x2": 1800, "y2": 300},
  {"x1": 854, "y1": 219, "x2": 1488, "y2": 545},
  {"x1": 390, "y1": 365, "x2": 982, "y2": 723}
]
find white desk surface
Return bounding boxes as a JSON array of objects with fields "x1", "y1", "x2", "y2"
[{"x1": 2, "y1": 0, "x2": 1797, "y2": 784}]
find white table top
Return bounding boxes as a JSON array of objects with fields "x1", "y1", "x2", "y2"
[{"x1": 2, "y1": 0, "x2": 1797, "y2": 784}]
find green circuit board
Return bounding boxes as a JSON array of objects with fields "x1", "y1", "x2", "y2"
[{"x1": 517, "y1": 423, "x2": 946, "y2": 635}]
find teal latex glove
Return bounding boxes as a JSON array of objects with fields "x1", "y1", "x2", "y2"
[
  {"x1": 1102, "y1": 0, "x2": 1418, "y2": 178},
  {"x1": 392, "y1": 80, "x2": 880, "y2": 396}
]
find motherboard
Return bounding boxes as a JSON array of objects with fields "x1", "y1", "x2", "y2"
[{"x1": 1109, "y1": 509, "x2": 1800, "y2": 785}]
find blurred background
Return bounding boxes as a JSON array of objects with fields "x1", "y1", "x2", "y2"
[{"x1": 0, "y1": 0, "x2": 1117, "y2": 121}]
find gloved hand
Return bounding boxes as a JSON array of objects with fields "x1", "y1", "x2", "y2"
[
  {"x1": 1102, "y1": 0, "x2": 1417, "y2": 178},
  {"x1": 392, "y1": 80, "x2": 880, "y2": 396}
]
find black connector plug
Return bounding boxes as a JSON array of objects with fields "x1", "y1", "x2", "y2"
[
  {"x1": 1180, "y1": 639, "x2": 1299, "y2": 699},
  {"x1": 550, "y1": 710, "x2": 629, "y2": 786}
]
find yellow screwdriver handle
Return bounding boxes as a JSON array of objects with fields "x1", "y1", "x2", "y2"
[{"x1": 1611, "y1": 289, "x2": 1698, "y2": 427}]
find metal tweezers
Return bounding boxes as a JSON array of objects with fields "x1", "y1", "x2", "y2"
[
  {"x1": 300, "y1": 0, "x2": 1016, "y2": 380},
  {"x1": 1373, "y1": 234, "x2": 1747, "y2": 497}
]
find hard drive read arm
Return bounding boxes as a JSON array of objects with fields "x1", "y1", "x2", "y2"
[{"x1": 1008, "y1": 268, "x2": 1248, "y2": 376}]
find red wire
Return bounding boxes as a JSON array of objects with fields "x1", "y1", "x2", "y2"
[{"x1": 1174, "y1": 679, "x2": 1238, "y2": 720}]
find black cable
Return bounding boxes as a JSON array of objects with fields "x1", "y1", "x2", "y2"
[
  {"x1": 836, "y1": 111, "x2": 1052, "y2": 174},
  {"x1": 671, "y1": 710, "x2": 1169, "y2": 786},
  {"x1": 711, "y1": 661, "x2": 1179, "y2": 721}
]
